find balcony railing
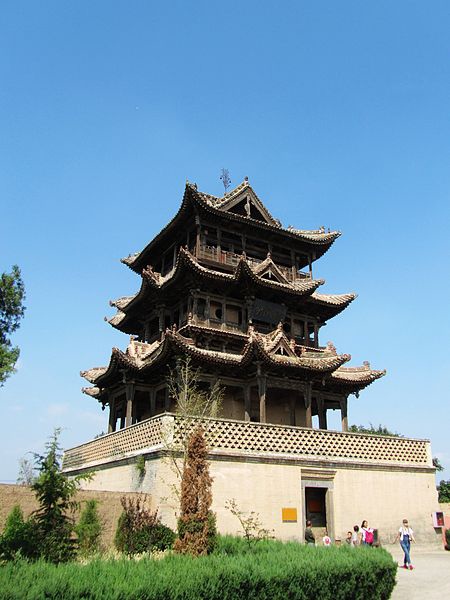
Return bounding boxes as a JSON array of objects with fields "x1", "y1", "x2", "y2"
[
  {"x1": 196, "y1": 246, "x2": 310, "y2": 282},
  {"x1": 63, "y1": 414, "x2": 432, "y2": 472}
]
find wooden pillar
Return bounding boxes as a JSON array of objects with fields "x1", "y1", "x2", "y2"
[
  {"x1": 257, "y1": 364, "x2": 267, "y2": 423},
  {"x1": 158, "y1": 305, "x2": 165, "y2": 336},
  {"x1": 308, "y1": 254, "x2": 312, "y2": 277},
  {"x1": 108, "y1": 396, "x2": 116, "y2": 433},
  {"x1": 172, "y1": 244, "x2": 177, "y2": 268},
  {"x1": 313, "y1": 322, "x2": 318, "y2": 347},
  {"x1": 244, "y1": 385, "x2": 251, "y2": 422},
  {"x1": 206, "y1": 296, "x2": 211, "y2": 325},
  {"x1": 195, "y1": 214, "x2": 201, "y2": 257},
  {"x1": 246, "y1": 296, "x2": 254, "y2": 325},
  {"x1": 144, "y1": 321, "x2": 151, "y2": 343},
  {"x1": 304, "y1": 384, "x2": 312, "y2": 428},
  {"x1": 340, "y1": 397, "x2": 348, "y2": 432},
  {"x1": 217, "y1": 228, "x2": 222, "y2": 253},
  {"x1": 289, "y1": 394, "x2": 296, "y2": 426},
  {"x1": 125, "y1": 383, "x2": 135, "y2": 427},
  {"x1": 317, "y1": 394, "x2": 327, "y2": 430},
  {"x1": 303, "y1": 320, "x2": 309, "y2": 345},
  {"x1": 164, "y1": 385, "x2": 170, "y2": 412},
  {"x1": 149, "y1": 388, "x2": 156, "y2": 417}
]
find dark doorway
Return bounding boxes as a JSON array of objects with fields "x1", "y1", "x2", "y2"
[{"x1": 305, "y1": 487, "x2": 327, "y2": 527}]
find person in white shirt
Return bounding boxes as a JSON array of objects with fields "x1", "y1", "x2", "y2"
[{"x1": 395, "y1": 519, "x2": 415, "y2": 569}]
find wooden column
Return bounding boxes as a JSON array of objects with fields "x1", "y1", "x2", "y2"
[
  {"x1": 308, "y1": 254, "x2": 312, "y2": 277},
  {"x1": 172, "y1": 244, "x2": 177, "y2": 268},
  {"x1": 217, "y1": 228, "x2": 222, "y2": 253},
  {"x1": 108, "y1": 396, "x2": 116, "y2": 433},
  {"x1": 313, "y1": 322, "x2": 318, "y2": 347},
  {"x1": 164, "y1": 385, "x2": 170, "y2": 412},
  {"x1": 158, "y1": 305, "x2": 165, "y2": 337},
  {"x1": 303, "y1": 320, "x2": 309, "y2": 345},
  {"x1": 244, "y1": 385, "x2": 251, "y2": 422},
  {"x1": 257, "y1": 364, "x2": 267, "y2": 423},
  {"x1": 206, "y1": 296, "x2": 211, "y2": 326},
  {"x1": 125, "y1": 383, "x2": 135, "y2": 427},
  {"x1": 304, "y1": 384, "x2": 312, "y2": 428},
  {"x1": 289, "y1": 394, "x2": 296, "y2": 426},
  {"x1": 317, "y1": 394, "x2": 327, "y2": 430},
  {"x1": 149, "y1": 388, "x2": 156, "y2": 417},
  {"x1": 340, "y1": 397, "x2": 348, "y2": 432},
  {"x1": 195, "y1": 214, "x2": 201, "y2": 257}
]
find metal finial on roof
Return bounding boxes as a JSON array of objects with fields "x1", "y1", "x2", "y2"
[
  {"x1": 220, "y1": 168, "x2": 231, "y2": 192},
  {"x1": 244, "y1": 176, "x2": 249, "y2": 182}
]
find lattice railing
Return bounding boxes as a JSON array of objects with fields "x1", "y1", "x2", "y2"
[
  {"x1": 63, "y1": 416, "x2": 167, "y2": 470},
  {"x1": 63, "y1": 414, "x2": 431, "y2": 471}
]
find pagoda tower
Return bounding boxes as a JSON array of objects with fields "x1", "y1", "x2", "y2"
[{"x1": 81, "y1": 179, "x2": 385, "y2": 433}]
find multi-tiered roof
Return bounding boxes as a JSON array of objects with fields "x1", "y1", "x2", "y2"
[{"x1": 82, "y1": 179, "x2": 385, "y2": 430}]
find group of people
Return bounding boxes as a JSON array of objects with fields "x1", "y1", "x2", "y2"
[{"x1": 304, "y1": 518, "x2": 415, "y2": 569}]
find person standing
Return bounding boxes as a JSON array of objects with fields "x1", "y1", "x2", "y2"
[
  {"x1": 361, "y1": 520, "x2": 374, "y2": 546},
  {"x1": 351, "y1": 525, "x2": 360, "y2": 546},
  {"x1": 304, "y1": 520, "x2": 316, "y2": 546},
  {"x1": 322, "y1": 530, "x2": 332, "y2": 546},
  {"x1": 395, "y1": 519, "x2": 415, "y2": 569}
]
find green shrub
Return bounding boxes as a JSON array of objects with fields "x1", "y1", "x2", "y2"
[
  {"x1": 114, "y1": 495, "x2": 175, "y2": 554},
  {"x1": 75, "y1": 500, "x2": 102, "y2": 556},
  {"x1": 445, "y1": 528, "x2": 450, "y2": 551},
  {"x1": 0, "y1": 539, "x2": 397, "y2": 599},
  {"x1": 0, "y1": 505, "x2": 37, "y2": 561}
]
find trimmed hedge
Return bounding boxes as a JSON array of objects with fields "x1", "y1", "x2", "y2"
[{"x1": 0, "y1": 537, "x2": 397, "y2": 600}]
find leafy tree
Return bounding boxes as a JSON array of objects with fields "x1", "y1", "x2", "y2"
[
  {"x1": 437, "y1": 480, "x2": 450, "y2": 503},
  {"x1": 75, "y1": 499, "x2": 102, "y2": 556},
  {"x1": 0, "y1": 265, "x2": 26, "y2": 386},
  {"x1": 225, "y1": 498, "x2": 273, "y2": 548},
  {"x1": 31, "y1": 429, "x2": 91, "y2": 562},
  {"x1": 349, "y1": 423, "x2": 403, "y2": 437},
  {"x1": 0, "y1": 505, "x2": 37, "y2": 560},
  {"x1": 174, "y1": 426, "x2": 216, "y2": 556},
  {"x1": 16, "y1": 456, "x2": 36, "y2": 485},
  {"x1": 163, "y1": 356, "x2": 223, "y2": 499}
]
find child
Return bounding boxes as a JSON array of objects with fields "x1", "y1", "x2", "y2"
[
  {"x1": 345, "y1": 531, "x2": 353, "y2": 545},
  {"x1": 351, "y1": 525, "x2": 360, "y2": 546},
  {"x1": 322, "y1": 530, "x2": 332, "y2": 546}
]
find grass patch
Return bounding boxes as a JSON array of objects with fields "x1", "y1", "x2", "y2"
[{"x1": 0, "y1": 537, "x2": 397, "y2": 600}]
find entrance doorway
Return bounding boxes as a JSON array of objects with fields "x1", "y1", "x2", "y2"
[{"x1": 305, "y1": 487, "x2": 327, "y2": 527}]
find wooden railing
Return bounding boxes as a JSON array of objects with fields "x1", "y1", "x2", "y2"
[{"x1": 196, "y1": 246, "x2": 310, "y2": 282}]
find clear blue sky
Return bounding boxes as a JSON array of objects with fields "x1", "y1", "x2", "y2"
[{"x1": 1, "y1": 1, "x2": 449, "y2": 483}]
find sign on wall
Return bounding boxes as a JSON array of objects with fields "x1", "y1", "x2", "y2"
[{"x1": 282, "y1": 508, "x2": 298, "y2": 523}]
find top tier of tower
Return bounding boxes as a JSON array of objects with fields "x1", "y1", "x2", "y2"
[{"x1": 121, "y1": 179, "x2": 340, "y2": 278}]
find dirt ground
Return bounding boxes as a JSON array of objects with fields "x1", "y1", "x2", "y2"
[
  {"x1": 0, "y1": 484, "x2": 146, "y2": 549},
  {"x1": 387, "y1": 545, "x2": 450, "y2": 600}
]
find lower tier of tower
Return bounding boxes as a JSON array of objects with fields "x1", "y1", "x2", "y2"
[{"x1": 62, "y1": 414, "x2": 440, "y2": 546}]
